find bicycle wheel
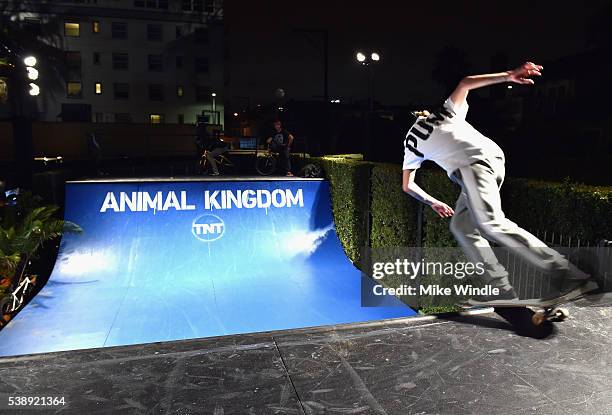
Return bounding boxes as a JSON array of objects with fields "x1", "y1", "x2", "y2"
[
  {"x1": 198, "y1": 155, "x2": 211, "y2": 175},
  {"x1": 255, "y1": 154, "x2": 277, "y2": 176},
  {"x1": 0, "y1": 295, "x2": 15, "y2": 315}
]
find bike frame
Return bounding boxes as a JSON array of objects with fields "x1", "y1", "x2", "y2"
[{"x1": 3, "y1": 275, "x2": 35, "y2": 313}]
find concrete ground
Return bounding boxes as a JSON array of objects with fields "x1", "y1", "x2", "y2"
[{"x1": 0, "y1": 303, "x2": 611, "y2": 414}]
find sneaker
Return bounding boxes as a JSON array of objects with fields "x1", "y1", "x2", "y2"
[
  {"x1": 210, "y1": 172, "x2": 220, "y2": 176},
  {"x1": 286, "y1": 172, "x2": 294, "y2": 177}
]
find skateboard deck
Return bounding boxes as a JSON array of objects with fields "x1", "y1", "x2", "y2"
[
  {"x1": 465, "y1": 280, "x2": 599, "y2": 308},
  {"x1": 461, "y1": 280, "x2": 601, "y2": 337}
]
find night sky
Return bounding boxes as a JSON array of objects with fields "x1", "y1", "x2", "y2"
[{"x1": 225, "y1": 0, "x2": 607, "y2": 107}]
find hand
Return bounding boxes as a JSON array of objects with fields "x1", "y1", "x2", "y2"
[
  {"x1": 507, "y1": 62, "x2": 543, "y2": 85},
  {"x1": 430, "y1": 201, "x2": 454, "y2": 218}
]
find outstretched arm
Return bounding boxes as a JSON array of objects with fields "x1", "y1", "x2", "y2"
[
  {"x1": 450, "y1": 61, "x2": 543, "y2": 108},
  {"x1": 402, "y1": 170, "x2": 454, "y2": 218}
]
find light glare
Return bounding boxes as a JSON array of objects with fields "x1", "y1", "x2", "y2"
[
  {"x1": 28, "y1": 83, "x2": 40, "y2": 96},
  {"x1": 26, "y1": 67, "x2": 38, "y2": 80},
  {"x1": 24, "y1": 56, "x2": 37, "y2": 66}
]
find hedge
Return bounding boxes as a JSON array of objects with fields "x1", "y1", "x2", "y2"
[
  {"x1": 316, "y1": 159, "x2": 612, "y2": 253},
  {"x1": 502, "y1": 179, "x2": 612, "y2": 244},
  {"x1": 314, "y1": 156, "x2": 371, "y2": 266},
  {"x1": 370, "y1": 163, "x2": 420, "y2": 248}
]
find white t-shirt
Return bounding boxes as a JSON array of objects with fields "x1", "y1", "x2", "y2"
[{"x1": 402, "y1": 97, "x2": 504, "y2": 176}]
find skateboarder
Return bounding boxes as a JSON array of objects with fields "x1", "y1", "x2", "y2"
[{"x1": 401, "y1": 62, "x2": 588, "y2": 304}]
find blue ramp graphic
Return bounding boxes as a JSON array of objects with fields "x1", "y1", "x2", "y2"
[{"x1": 0, "y1": 179, "x2": 415, "y2": 357}]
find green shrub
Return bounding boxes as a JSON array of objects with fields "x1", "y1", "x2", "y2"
[
  {"x1": 503, "y1": 179, "x2": 612, "y2": 244},
  {"x1": 313, "y1": 156, "x2": 372, "y2": 266},
  {"x1": 370, "y1": 163, "x2": 419, "y2": 248}
]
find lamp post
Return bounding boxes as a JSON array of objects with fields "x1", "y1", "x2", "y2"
[
  {"x1": 355, "y1": 51, "x2": 381, "y2": 160},
  {"x1": 211, "y1": 92, "x2": 217, "y2": 124},
  {"x1": 356, "y1": 51, "x2": 380, "y2": 111}
]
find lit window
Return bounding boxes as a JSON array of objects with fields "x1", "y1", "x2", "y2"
[
  {"x1": 67, "y1": 81, "x2": 82, "y2": 98},
  {"x1": 95, "y1": 82, "x2": 102, "y2": 94},
  {"x1": 150, "y1": 114, "x2": 163, "y2": 124},
  {"x1": 93, "y1": 21, "x2": 101, "y2": 33},
  {"x1": 176, "y1": 85, "x2": 184, "y2": 97},
  {"x1": 64, "y1": 22, "x2": 80, "y2": 37}
]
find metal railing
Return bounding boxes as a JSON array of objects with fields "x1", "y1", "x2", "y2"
[{"x1": 502, "y1": 230, "x2": 611, "y2": 300}]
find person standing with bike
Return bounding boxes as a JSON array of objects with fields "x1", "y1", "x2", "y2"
[
  {"x1": 196, "y1": 121, "x2": 228, "y2": 176},
  {"x1": 266, "y1": 120, "x2": 295, "y2": 176}
]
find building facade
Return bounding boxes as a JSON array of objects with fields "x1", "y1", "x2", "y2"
[{"x1": 2, "y1": 0, "x2": 224, "y2": 126}]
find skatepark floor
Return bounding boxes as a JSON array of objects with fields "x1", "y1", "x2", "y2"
[{"x1": 0, "y1": 304, "x2": 611, "y2": 414}]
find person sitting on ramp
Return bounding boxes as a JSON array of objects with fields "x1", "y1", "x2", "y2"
[
  {"x1": 196, "y1": 120, "x2": 228, "y2": 176},
  {"x1": 401, "y1": 61, "x2": 588, "y2": 305}
]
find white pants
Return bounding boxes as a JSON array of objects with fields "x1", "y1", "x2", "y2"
[{"x1": 449, "y1": 157, "x2": 585, "y2": 290}]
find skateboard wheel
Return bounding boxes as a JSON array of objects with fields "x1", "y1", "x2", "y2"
[
  {"x1": 554, "y1": 307, "x2": 570, "y2": 321},
  {"x1": 531, "y1": 312, "x2": 546, "y2": 326}
]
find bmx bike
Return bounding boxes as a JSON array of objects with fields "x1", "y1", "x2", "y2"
[
  {"x1": 197, "y1": 148, "x2": 234, "y2": 175},
  {"x1": 255, "y1": 150, "x2": 278, "y2": 176},
  {"x1": 0, "y1": 274, "x2": 37, "y2": 327}
]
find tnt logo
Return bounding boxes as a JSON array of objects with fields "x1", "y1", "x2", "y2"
[{"x1": 192, "y1": 214, "x2": 225, "y2": 242}]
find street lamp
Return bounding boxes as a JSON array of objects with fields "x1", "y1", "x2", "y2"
[
  {"x1": 355, "y1": 50, "x2": 381, "y2": 110},
  {"x1": 355, "y1": 51, "x2": 381, "y2": 66},
  {"x1": 355, "y1": 50, "x2": 382, "y2": 160},
  {"x1": 24, "y1": 55, "x2": 40, "y2": 96},
  {"x1": 211, "y1": 92, "x2": 216, "y2": 114}
]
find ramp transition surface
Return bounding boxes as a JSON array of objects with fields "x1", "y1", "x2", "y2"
[{"x1": 0, "y1": 179, "x2": 414, "y2": 357}]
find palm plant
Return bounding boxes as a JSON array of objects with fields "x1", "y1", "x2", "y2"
[{"x1": 0, "y1": 192, "x2": 81, "y2": 319}]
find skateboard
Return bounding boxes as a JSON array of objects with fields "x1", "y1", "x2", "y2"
[{"x1": 462, "y1": 280, "x2": 600, "y2": 337}]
